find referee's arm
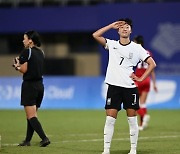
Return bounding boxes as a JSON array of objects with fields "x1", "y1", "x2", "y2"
[
  {"x1": 13, "y1": 58, "x2": 27, "y2": 74},
  {"x1": 17, "y1": 62, "x2": 27, "y2": 74}
]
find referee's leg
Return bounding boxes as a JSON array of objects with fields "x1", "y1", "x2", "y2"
[{"x1": 25, "y1": 105, "x2": 50, "y2": 147}]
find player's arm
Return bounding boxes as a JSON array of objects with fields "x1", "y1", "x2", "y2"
[
  {"x1": 140, "y1": 57, "x2": 156, "y2": 81},
  {"x1": 151, "y1": 69, "x2": 158, "y2": 92},
  {"x1": 131, "y1": 57, "x2": 156, "y2": 82},
  {"x1": 92, "y1": 21, "x2": 125, "y2": 47}
]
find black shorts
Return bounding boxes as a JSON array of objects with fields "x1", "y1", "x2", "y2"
[
  {"x1": 105, "y1": 84, "x2": 139, "y2": 111},
  {"x1": 21, "y1": 80, "x2": 44, "y2": 108}
]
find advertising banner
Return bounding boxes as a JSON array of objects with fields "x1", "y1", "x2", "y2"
[{"x1": 0, "y1": 76, "x2": 179, "y2": 109}]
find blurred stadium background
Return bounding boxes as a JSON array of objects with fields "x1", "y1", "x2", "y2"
[
  {"x1": 0, "y1": 0, "x2": 180, "y2": 153},
  {"x1": 0, "y1": 0, "x2": 180, "y2": 109}
]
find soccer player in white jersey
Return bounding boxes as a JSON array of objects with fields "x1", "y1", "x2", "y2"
[{"x1": 92, "y1": 18, "x2": 156, "y2": 154}]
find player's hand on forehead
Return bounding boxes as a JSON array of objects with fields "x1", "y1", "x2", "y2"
[
  {"x1": 118, "y1": 20, "x2": 126, "y2": 26},
  {"x1": 111, "y1": 21, "x2": 126, "y2": 29}
]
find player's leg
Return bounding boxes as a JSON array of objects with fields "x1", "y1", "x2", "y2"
[
  {"x1": 139, "y1": 91, "x2": 150, "y2": 130},
  {"x1": 102, "y1": 109, "x2": 118, "y2": 154},
  {"x1": 126, "y1": 109, "x2": 138, "y2": 154},
  {"x1": 102, "y1": 85, "x2": 121, "y2": 154},
  {"x1": 137, "y1": 78, "x2": 150, "y2": 130},
  {"x1": 124, "y1": 88, "x2": 139, "y2": 154},
  {"x1": 137, "y1": 91, "x2": 147, "y2": 127},
  {"x1": 136, "y1": 85, "x2": 144, "y2": 127}
]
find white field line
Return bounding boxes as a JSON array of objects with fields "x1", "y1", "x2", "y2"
[
  {"x1": 67, "y1": 132, "x2": 128, "y2": 136},
  {"x1": 62, "y1": 135, "x2": 180, "y2": 143},
  {"x1": 67, "y1": 131, "x2": 180, "y2": 137},
  {"x1": 2, "y1": 143, "x2": 18, "y2": 146},
  {"x1": 2, "y1": 135, "x2": 180, "y2": 146}
]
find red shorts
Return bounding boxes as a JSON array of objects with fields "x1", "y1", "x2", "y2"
[{"x1": 136, "y1": 77, "x2": 150, "y2": 95}]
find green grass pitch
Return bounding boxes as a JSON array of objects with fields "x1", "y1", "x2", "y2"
[{"x1": 0, "y1": 109, "x2": 180, "y2": 154}]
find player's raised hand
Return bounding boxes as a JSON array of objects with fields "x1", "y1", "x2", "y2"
[{"x1": 110, "y1": 21, "x2": 126, "y2": 30}]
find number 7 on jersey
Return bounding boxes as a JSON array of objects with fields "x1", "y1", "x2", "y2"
[{"x1": 119, "y1": 57, "x2": 124, "y2": 65}]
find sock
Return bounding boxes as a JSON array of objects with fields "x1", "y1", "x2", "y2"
[
  {"x1": 140, "y1": 104, "x2": 147, "y2": 115},
  {"x1": 103, "y1": 116, "x2": 116, "y2": 152},
  {"x1": 128, "y1": 116, "x2": 139, "y2": 151},
  {"x1": 29, "y1": 117, "x2": 47, "y2": 140},
  {"x1": 142, "y1": 108, "x2": 147, "y2": 115},
  {"x1": 137, "y1": 108, "x2": 144, "y2": 126},
  {"x1": 137, "y1": 104, "x2": 147, "y2": 126},
  {"x1": 137, "y1": 108, "x2": 144, "y2": 117},
  {"x1": 25, "y1": 119, "x2": 34, "y2": 142}
]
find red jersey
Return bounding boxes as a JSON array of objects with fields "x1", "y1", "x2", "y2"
[
  {"x1": 135, "y1": 50, "x2": 152, "y2": 77},
  {"x1": 135, "y1": 50, "x2": 152, "y2": 94}
]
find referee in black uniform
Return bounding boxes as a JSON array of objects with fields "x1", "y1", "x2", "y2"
[{"x1": 13, "y1": 30, "x2": 50, "y2": 147}]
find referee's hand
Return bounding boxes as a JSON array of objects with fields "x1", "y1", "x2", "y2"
[{"x1": 12, "y1": 57, "x2": 20, "y2": 70}]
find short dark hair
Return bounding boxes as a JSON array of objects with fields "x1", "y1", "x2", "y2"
[
  {"x1": 118, "y1": 18, "x2": 133, "y2": 29},
  {"x1": 24, "y1": 30, "x2": 41, "y2": 47},
  {"x1": 133, "y1": 35, "x2": 144, "y2": 47}
]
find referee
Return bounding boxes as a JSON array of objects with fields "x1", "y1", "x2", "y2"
[
  {"x1": 93, "y1": 18, "x2": 156, "y2": 154},
  {"x1": 13, "y1": 30, "x2": 50, "y2": 147}
]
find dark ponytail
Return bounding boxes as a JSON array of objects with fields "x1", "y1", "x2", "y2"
[
  {"x1": 133, "y1": 35, "x2": 144, "y2": 47},
  {"x1": 24, "y1": 30, "x2": 41, "y2": 47}
]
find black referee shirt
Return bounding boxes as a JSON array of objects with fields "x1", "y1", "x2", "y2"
[{"x1": 19, "y1": 47, "x2": 44, "y2": 81}]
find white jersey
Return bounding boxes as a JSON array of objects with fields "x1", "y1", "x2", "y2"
[{"x1": 105, "y1": 39, "x2": 150, "y2": 88}]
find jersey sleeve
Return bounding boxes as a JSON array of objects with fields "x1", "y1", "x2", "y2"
[
  {"x1": 104, "y1": 38, "x2": 115, "y2": 50},
  {"x1": 104, "y1": 38, "x2": 111, "y2": 50},
  {"x1": 147, "y1": 50, "x2": 153, "y2": 57},
  {"x1": 19, "y1": 48, "x2": 31, "y2": 64},
  {"x1": 139, "y1": 45, "x2": 151, "y2": 62}
]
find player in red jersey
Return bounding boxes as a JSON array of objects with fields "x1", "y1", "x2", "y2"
[{"x1": 134, "y1": 35, "x2": 158, "y2": 130}]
